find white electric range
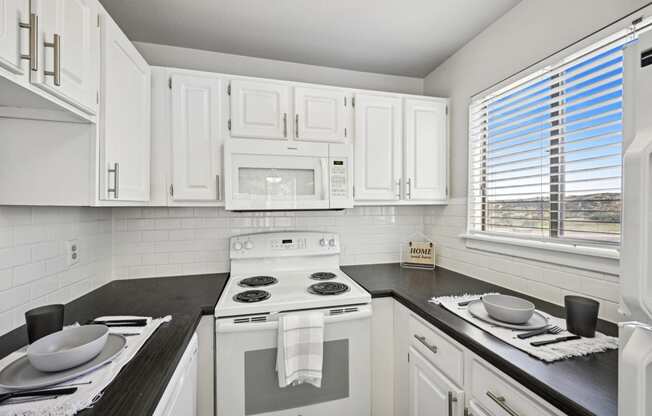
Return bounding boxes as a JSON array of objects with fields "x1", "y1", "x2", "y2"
[{"x1": 214, "y1": 231, "x2": 372, "y2": 416}]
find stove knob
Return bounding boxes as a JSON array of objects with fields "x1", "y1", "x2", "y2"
[
  {"x1": 244, "y1": 241, "x2": 254, "y2": 250},
  {"x1": 328, "y1": 238, "x2": 336, "y2": 247},
  {"x1": 319, "y1": 238, "x2": 327, "y2": 247},
  {"x1": 233, "y1": 241, "x2": 243, "y2": 251}
]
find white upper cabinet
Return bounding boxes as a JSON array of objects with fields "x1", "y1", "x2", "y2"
[
  {"x1": 31, "y1": 0, "x2": 99, "y2": 114},
  {"x1": 408, "y1": 347, "x2": 464, "y2": 416},
  {"x1": 229, "y1": 79, "x2": 289, "y2": 140},
  {"x1": 404, "y1": 98, "x2": 448, "y2": 201},
  {"x1": 354, "y1": 93, "x2": 402, "y2": 201},
  {"x1": 0, "y1": 0, "x2": 29, "y2": 76},
  {"x1": 171, "y1": 74, "x2": 223, "y2": 201},
  {"x1": 98, "y1": 10, "x2": 150, "y2": 202},
  {"x1": 294, "y1": 86, "x2": 348, "y2": 142}
]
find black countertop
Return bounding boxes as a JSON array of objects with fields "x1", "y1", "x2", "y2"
[
  {"x1": 0, "y1": 274, "x2": 228, "y2": 416},
  {"x1": 342, "y1": 263, "x2": 618, "y2": 416}
]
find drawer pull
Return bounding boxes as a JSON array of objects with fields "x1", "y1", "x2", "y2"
[
  {"x1": 487, "y1": 391, "x2": 520, "y2": 416},
  {"x1": 448, "y1": 391, "x2": 458, "y2": 416},
  {"x1": 414, "y1": 334, "x2": 438, "y2": 354}
]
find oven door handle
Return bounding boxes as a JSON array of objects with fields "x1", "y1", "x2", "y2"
[{"x1": 216, "y1": 305, "x2": 372, "y2": 333}]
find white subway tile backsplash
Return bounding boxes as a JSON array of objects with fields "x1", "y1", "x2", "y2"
[
  {"x1": 0, "y1": 206, "x2": 112, "y2": 337},
  {"x1": 0, "y1": 199, "x2": 623, "y2": 339},
  {"x1": 111, "y1": 206, "x2": 425, "y2": 279}
]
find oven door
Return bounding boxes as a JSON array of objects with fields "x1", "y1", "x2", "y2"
[
  {"x1": 225, "y1": 139, "x2": 330, "y2": 210},
  {"x1": 215, "y1": 305, "x2": 372, "y2": 416}
]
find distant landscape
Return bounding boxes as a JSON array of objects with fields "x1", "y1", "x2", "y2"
[{"x1": 483, "y1": 192, "x2": 621, "y2": 242}]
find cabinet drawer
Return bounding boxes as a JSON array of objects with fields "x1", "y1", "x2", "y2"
[
  {"x1": 470, "y1": 358, "x2": 559, "y2": 416},
  {"x1": 408, "y1": 314, "x2": 464, "y2": 386}
]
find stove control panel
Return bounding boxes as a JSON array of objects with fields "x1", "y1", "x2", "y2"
[
  {"x1": 270, "y1": 238, "x2": 307, "y2": 250},
  {"x1": 230, "y1": 232, "x2": 340, "y2": 258}
]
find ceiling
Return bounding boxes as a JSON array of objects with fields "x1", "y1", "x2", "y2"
[{"x1": 98, "y1": 0, "x2": 521, "y2": 77}]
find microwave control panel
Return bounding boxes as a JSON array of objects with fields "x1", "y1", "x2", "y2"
[
  {"x1": 328, "y1": 144, "x2": 353, "y2": 208},
  {"x1": 330, "y1": 160, "x2": 348, "y2": 198}
]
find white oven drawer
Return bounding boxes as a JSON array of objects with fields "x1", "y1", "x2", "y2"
[
  {"x1": 409, "y1": 314, "x2": 464, "y2": 386},
  {"x1": 470, "y1": 358, "x2": 560, "y2": 416}
]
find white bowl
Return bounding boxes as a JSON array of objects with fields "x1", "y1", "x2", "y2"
[
  {"x1": 481, "y1": 294, "x2": 535, "y2": 324},
  {"x1": 27, "y1": 325, "x2": 109, "y2": 372}
]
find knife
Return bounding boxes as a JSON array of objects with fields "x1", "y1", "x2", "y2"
[
  {"x1": 0, "y1": 387, "x2": 77, "y2": 404},
  {"x1": 88, "y1": 319, "x2": 148, "y2": 327},
  {"x1": 530, "y1": 335, "x2": 581, "y2": 347}
]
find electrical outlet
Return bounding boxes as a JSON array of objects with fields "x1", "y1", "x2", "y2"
[{"x1": 65, "y1": 239, "x2": 80, "y2": 266}]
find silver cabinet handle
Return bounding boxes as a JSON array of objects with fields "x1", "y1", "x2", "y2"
[
  {"x1": 108, "y1": 163, "x2": 119, "y2": 199},
  {"x1": 413, "y1": 334, "x2": 438, "y2": 354},
  {"x1": 396, "y1": 179, "x2": 401, "y2": 198},
  {"x1": 448, "y1": 392, "x2": 458, "y2": 416},
  {"x1": 44, "y1": 33, "x2": 60, "y2": 86},
  {"x1": 216, "y1": 174, "x2": 221, "y2": 200},
  {"x1": 19, "y1": 13, "x2": 38, "y2": 71},
  {"x1": 295, "y1": 114, "x2": 299, "y2": 138},
  {"x1": 282, "y1": 113, "x2": 287, "y2": 138},
  {"x1": 487, "y1": 391, "x2": 520, "y2": 416},
  {"x1": 406, "y1": 178, "x2": 412, "y2": 199}
]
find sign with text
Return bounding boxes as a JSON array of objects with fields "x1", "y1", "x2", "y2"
[{"x1": 406, "y1": 241, "x2": 434, "y2": 267}]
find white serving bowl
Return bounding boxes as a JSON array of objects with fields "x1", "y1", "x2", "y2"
[
  {"x1": 27, "y1": 325, "x2": 109, "y2": 372},
  {"x1": 481, "y1": 294, "x2": 535, "y2": 324}
]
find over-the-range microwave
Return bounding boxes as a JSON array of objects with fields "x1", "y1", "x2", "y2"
[{"x1": 224, "y1": 139, "x2": 353, "y2": 211}]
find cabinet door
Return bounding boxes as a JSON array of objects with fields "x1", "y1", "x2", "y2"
[
  {"x1": 171, "y1": 74, "x2": 223, "y2": 201},
  {"x1": 404, "y1": 98, "x2": 448, "y2": 201},
  {"x1": 0, "y1": 0, "x2": 28, "y2": 75},
  {"x1": 294, "y1": 86, "x2": 347, "y2": 142},
  {"x1": 31, "y1": 0, "x2": 98, "y2": 114},
  {"x1": 409, "y1": 347, "x2": 463, "y2": 416},
  {"x1": 99, "y1": 11, "x2": 150, "y2": 201},
  {"x1": 354, "y1": 94, "x2": 402, "y2": 200},
  {"x1": 229, "y1": 79, "x2": 289, "y2": 140}
]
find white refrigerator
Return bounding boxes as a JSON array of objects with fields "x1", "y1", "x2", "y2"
[{"x1": 619, "y1": 27, "x2": 652, "y2": 416}]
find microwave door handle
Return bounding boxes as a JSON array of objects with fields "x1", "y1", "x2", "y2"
[{"x1": 321, "y1": 158, "x2": 329, "y2": 202}]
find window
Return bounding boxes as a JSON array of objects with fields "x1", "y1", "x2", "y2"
[{"x1": 468, "y1": 31, "x2": 637, "y2": 248}]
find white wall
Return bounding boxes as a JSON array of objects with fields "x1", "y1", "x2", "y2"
[
  {"x1": 0, "y1": 207, "x2": 112, "y2": 336},
  {"x1": 112, "y1": 206, "x2": 424, "y2": 279},
  {"x1": 422, "y1": 0, "x2": 651, "y2": 322},
  {"x1": 134, "y1": 42, "x2": 424, "y2": 95}
]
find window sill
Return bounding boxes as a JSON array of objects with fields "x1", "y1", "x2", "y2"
[{"x1": 460, "y1": 233, "x2": 620, "y2": 275}]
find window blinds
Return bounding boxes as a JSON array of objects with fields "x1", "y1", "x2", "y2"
[{"x1": 468, "y1": 32, "x2": 636, "y2": 246}]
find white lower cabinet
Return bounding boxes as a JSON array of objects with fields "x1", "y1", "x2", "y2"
[
  {"x1": 154, "y1": 332, "x2": 198, "y2": 416},
  {"x1": 408, "y1": 347, "x2": 464, "y2": 416},
  {"x1": 382, "y1": 301, "x2": 565, "y2": 416},
  {"x1": 467, "y1": 400, "x2": 492, "y2": 416},
  {"x1": 469, "y1": 358, "x2": 561, "y2": 416}
]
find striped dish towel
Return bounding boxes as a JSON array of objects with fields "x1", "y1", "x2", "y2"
[{"x1": 276, "y1": 312, "x2": 325, "y2": 388}]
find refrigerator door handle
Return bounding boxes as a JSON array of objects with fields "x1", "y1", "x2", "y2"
[{"x1": 619, "y1": 322, "x2": 652, "y2": 416}]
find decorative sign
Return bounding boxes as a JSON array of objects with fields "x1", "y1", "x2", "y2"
[{"x1": 405, "y1": 241, "x2": 434, "y2": 268}]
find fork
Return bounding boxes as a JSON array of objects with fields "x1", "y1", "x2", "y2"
[
  {"x1": 517, "y1": 325, "x2": 563, "y2": 339},
  {"x1": 0, "y1": 387, "x2": 77, "y2": 405}
]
